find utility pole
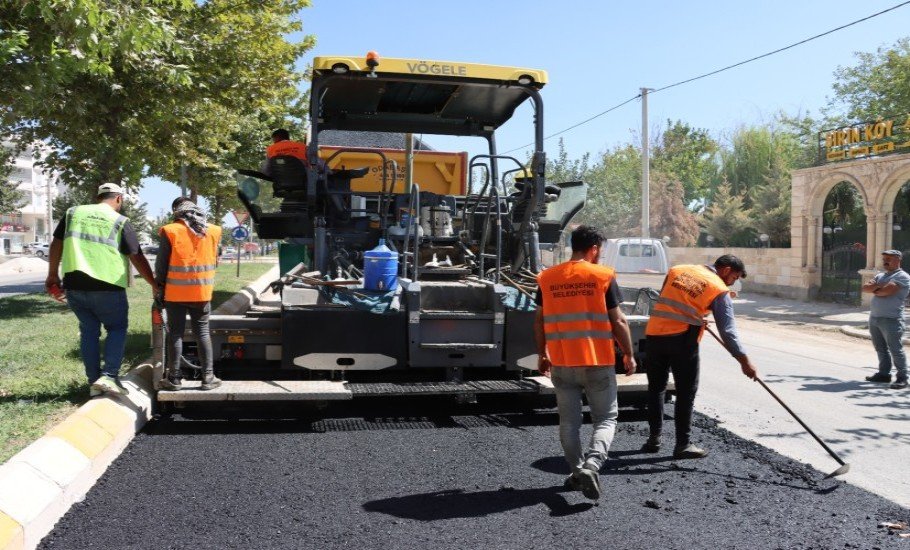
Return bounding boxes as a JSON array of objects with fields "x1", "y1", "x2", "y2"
[
  {"x1": 641, "y1": 87, "x2": 653, "y2": 239},
  {"x1": 180, "y1": 161, "x2": 187, "y2": 197}
]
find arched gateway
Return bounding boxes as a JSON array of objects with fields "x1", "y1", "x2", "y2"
[{"x1": 791, "y1": 151, "x2": 910, "y2": 302}]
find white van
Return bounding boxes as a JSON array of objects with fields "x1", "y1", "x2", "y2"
[{"x1": 601, "y1": 238, "x2": 669, "y2": 273}]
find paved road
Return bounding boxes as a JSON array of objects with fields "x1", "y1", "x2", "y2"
[
  {"x1": 0, "y1": 271, "x2": 45, "y2": 298},
  {"x1": 40, "y1": 399, "x2": 907, "y2": 549},
  {"x1": 698, "y1": 318, "x2": 910, "y2": 508}
]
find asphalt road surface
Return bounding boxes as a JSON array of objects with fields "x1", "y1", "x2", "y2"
[
  {"x1": 0, "y1": 271, "x2": 45, "y2": 298},
  {"x1": 41, "y1": 398, "x2": 907, "y2": 549},
  {"x1": 698, "y1": 318, "x2": 910, "y2": 508}
]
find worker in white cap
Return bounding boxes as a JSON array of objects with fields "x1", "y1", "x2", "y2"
[{"x1": 45, "y1": 183, "x2": 156, "y2": 397}]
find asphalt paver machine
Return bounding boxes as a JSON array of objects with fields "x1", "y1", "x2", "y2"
[{"x1": 156, "y1": 53, "x2": 655, "y2": 405}]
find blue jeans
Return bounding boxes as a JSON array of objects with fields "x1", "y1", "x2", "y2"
[
  {"x1": 551, "y1": 366, "x2": 618, "y2": 473},
  {"x1": 66, "y1": 289, "x2": 129, "y2": 383},
  {"x1": 869, "y1": 316, "x2": 907, "y2": 381}
]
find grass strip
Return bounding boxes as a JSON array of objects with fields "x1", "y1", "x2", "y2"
[{"x1": 0, "y1": 261, "x2": 275, "y2": 461}]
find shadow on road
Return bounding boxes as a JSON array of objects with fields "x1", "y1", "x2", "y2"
[{"x1": 363, "y1": 485, "x2": 593, "y2": 519}]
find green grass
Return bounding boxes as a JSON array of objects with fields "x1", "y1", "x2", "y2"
[{"x1": 0, "y1": 261, "x2": 275, "y2": 461}]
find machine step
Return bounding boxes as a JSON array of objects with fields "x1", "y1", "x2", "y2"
[
  {"x1": 346, "y1": 379, "x2": 539, "y2": 395},
  {"x1": 419, "y1": 342, "x2": 497, "y2": 350},
  {"x1": 157, "y1": 380, "x2": 352, "y2": 401}
]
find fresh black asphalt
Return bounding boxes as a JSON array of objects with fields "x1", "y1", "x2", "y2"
[{"x1": 40, "y1": 399, "x2": 908, "y2": 549}]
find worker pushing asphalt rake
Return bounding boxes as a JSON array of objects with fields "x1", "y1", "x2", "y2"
[{"x1": 704, "y1": 324, "x2": 851, "y2": 479}]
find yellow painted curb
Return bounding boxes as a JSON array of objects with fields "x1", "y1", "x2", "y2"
[
  {"x1": 46, "y1": 416, "x2": 113, "y2": 460},
  {"x1": 77, "y1": 400, "x2": 132, "y2": 438},
  {"x1": 0, "y1": 511, "x2": 23, "y2": 550}
]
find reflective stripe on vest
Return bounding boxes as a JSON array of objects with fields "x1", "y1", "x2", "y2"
[
  {"x1": 537, "y1": 260, "x2": 617, "y2": 368},
  {"x1": 60, "y1": 204, "x2": 129, "y2": 287},
  {"x1": 645, "y1": 264, "x2": 728, "y2": 340},
  {"x1": 161, "y1": 222, "x2": 221, "y2": 302}
]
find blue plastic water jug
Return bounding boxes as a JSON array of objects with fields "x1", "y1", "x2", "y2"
[{"x1": 363, "y1": 239, "x2": 398, "y2": 291}]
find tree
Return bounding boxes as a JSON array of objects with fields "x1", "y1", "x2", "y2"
[
  {"x1": 699, "y1": 181, "x2": 752, "y2": 246},
  {"x1": 649, "y1": 172, "x2": 699, "y2": 246},
  {"x1": 52, "y1": 188, "x2": 150, "y2": 239},
  {"x1": 828, "y1": 37, "x2": 910, "y2": 121},
  {"x1": 749, "y1": 171, "x2": 791, "y2": 247},
  {"x1": 0, "y1": 148, "x2": 24, "y2": 214},
  {"x1": 579, "y1": 144, "x2": 640, "y2": 238},
  {"x1": 652, "y1": 120, "x2": 719, "y2": 206},
  {"x1": 1, "y1": 1, "x2": 314, "y2": 203}
]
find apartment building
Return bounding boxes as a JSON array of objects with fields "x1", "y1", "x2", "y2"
[{"x1": 0, "y1": 143, "x2": 62, "y2": 255}]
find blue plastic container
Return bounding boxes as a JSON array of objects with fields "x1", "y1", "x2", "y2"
[{"x1": 363, "y1": 239, "x2": 398, "y2": 291}]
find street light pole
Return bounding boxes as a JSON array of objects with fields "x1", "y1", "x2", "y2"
[{"x1": 641, "y1": 87, "x2": 653, "y2": 239}]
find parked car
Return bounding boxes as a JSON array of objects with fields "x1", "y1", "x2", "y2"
[
  {"x1": 31, "y1": 242, "x2": 50, "y2": 258},
  {"x1": 221, "y1": 246, "x2": 237, "y2": 258},
  {"x1": 142, "y1": 244, "x2": 160, "y2": 255}
]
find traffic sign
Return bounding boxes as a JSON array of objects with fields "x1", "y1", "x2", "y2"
[
  {"x1": 232, "y1": 209, "x2": 249, "y2": 225},
  {"x1": 231, "y1": 225, "x2": 249, "y2": 241}
]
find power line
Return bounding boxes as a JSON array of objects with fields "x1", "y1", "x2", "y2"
[
  {"x1": 502, "y1": 0, "x2": 910, "y2": 155},
  {"x1": 502, "y1": 94, "x2": 641, "y2": 154},
  {"x1": 651, "y1": 0, "x2": 910, "y2": 95}
]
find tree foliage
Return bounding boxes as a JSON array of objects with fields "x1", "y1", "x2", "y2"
[
  {"x1": 828, "y1": 37, "x2": 910, "y2": 121},
  {"x1": 652, "y1": 120, "x2": 718, "y2": 205},
  {"x1": 649, "y1": 172, "x2": 699, "y2": 246},
  {"x1": 0, "y1": 147, "x2": 24, "y2": 214},
  {"x1": 1, "y1": 0, "x2": 314, "y2": 204},
  {"x1": 52, "y1": 187, "x2": 151, "y2": 239},
  {"x1": 698, "y1": 181, "x2": 752, "y2": 246}
]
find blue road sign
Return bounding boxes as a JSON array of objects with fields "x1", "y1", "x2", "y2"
[{"x1": 231, "y1": 226, "x2": 249, "y2": 241}]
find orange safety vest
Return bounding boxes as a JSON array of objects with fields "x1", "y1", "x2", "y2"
[
  {"x1": 266, "y1": 140, "x2": 307, "y2": 160},
  {"x1": 160, "y1": 222, "x2": 222, "y2": 302},
  {"x1": 537, "y1": 260, "x2": 616, "y2": 367},
  {"x1": 645, "y1": 264, "x2": 728, "y2": 341}
]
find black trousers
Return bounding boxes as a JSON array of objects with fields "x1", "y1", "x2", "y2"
[
  {"x1": 645, "y1": 327, "x2": 701, "y2": 448},
  {"x1": 165, "y1": 302, "x2": 213, "y2": 376}
]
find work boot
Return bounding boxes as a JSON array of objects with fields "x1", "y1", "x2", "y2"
[
  {"x1": 673, "y1": 444, "x2": 709, "y2": 459},
  {"x1": 200, "y1": 373, "x2": 222, "y2": 391},
  {"x1": 641, "y1": 435, "x2": 661, "y2": 453},
  {"x1": 890, "y1": 379, "x2": 908, "y2": 389},
  {"x1": 563, "y1": 473, "x2": 582, "y2": 492},
  {"x1": 158, "y1": 372, "x2": 182, "y2": 391},
  {"x1": 91, "y1": 375, "x2": 128, "y2": 396},
  {"x1": 865, "y1": 373, "x2": 892, "y2": 383},
  {"x1": 576, "y1": 463, "x2": 601, "y2": 500}
]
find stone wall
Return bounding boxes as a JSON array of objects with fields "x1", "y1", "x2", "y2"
[{"x1": 667, "y1": 247, "x2": 808, "y2": 300}]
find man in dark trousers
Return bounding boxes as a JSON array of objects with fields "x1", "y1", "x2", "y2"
[
  {"x1": 643, "y1": 255, "x2": 758, "y2": 458},
  {"x1": 535, "y1": 225, "x2": 636, "y2": 500},
  {"x1": 862, "y1": 249, "x2": 910, "y2": 389},
  {"x1": 45, "y1": 183, "x2": 156, "y2": 396},
  {"x1": 156, "y1": 197, "x2": 223, "y2": 391}
]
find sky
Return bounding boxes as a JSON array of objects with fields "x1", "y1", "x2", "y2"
[{"x1": 138, "y1": 0, "x2": 910, "y2": 223}]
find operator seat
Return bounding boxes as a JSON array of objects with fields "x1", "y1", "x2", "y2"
[{"x1": 267, "y1": 155, "x2": 308, "y2": 198}]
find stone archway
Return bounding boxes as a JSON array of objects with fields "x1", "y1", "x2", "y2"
[{"x1": 790, "y1": 151, "x2": 910, "y2": 302}]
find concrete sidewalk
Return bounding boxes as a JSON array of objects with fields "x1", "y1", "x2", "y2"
[{"x1": 731, "y1": 292, "x2": 910, "y2": 343}]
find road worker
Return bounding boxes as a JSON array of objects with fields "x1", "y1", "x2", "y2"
[
  {"x1": 45, "y1": 183, "x2": 156, "y2": 396},
  {"x1": 534, "y1": 225, "x2": 636, "y2": 500},
  {"x1": 862, "y1": 249, "x2": 910, "y2": 389},
  {"x1": 260, "y1": 128, "x2": 307, "y2": 175},
  {"x1": 156, "y1": 198, "x2": 223, "y2": 391},
  {"x1": 643, "y1": 255, "x2": 758, "y2": 459}
]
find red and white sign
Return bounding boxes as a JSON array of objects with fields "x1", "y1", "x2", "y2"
[{"x1": 232, "y1": 210, "x2": 249, "y2": 225}]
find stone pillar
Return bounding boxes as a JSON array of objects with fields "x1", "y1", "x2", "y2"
[
  {"x1": 806, "y1": 215, "x2": 820, "y2": 270},
  {"x1": 865, "y1": 213, "x2": 879, "y2": 269}
]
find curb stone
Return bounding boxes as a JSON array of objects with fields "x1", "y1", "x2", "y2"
[
  {"x1": 839, "y1": 324, "x2": 910, "y2": 344},
  {"x1": 0, "y1": 266, "x2": 278, "y2": 550}
]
